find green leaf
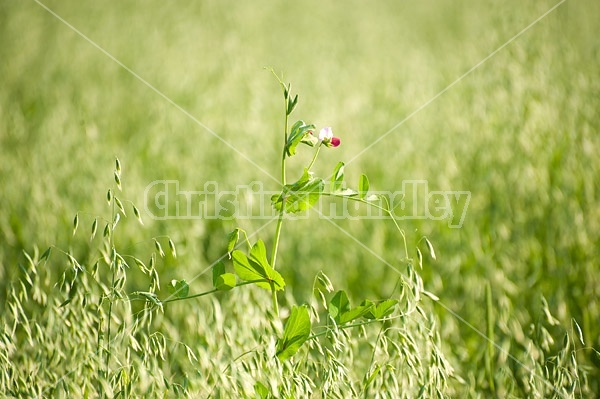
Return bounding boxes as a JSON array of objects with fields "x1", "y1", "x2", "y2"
[
  {"x1": 231, "y1": 244, "x2": 285, "y2": 291},
  {"x1": 359, "y1": 174, "x2": 370, "y2": 200},
  {"x1": 215, "y1": 273, "x2": 236, "y2": 291},
  {"x1": 328, "y1": 290, "x2": 351, "y2": 324},
  {"x1": 213, "y1": 261, "x2": 226, "y2": 287},
  {"x1": 363, "y1": 299, "x2": 398, "y2": 320},
  {"x1": 226, "y1": 228, "x2": 240, "y2": 257},
  {"x1": 329, "y1": 291, "x2": 378, "y2": 324},
  {"x1": 339, "y1": 303, "x2": 373, "y2": 324},
  {"x1": 272, "y1": 168, "x2": 324, "y2": 214},
  {"x1": 286, "y1": 94, "x2": 298, "y2": 115},
  {"x1": 364, "y1": 364, "x2": 383, "y2": 389},
  {"x1": 169, "y1": 279, "x2": 189, "y2": 298},
  {"x1": 248, "y1": 239, "x2": 270, "y2": 269},
  {"x1": 254, "y1": 382, "x2": 270, "y2": 399},
  {"x1": 212, "y1": 261, "x2": 236, "y2": 291},
  {"x1": 250, "y1": 240, "x2": 285, "y2": 290},
  {"x1": 283, "y1": 82, "x2": 290, "y2": 100},
  {"x1": 276, "y1": 305, "x2": 311, "y2": 361},
  {"x1": 300, "y1": 131, "x2": 319, "y2": 147},
  {"x1": 285, "y1": 121, "x2": 316, "y2": 157},
  {"x1": 330, "y1": 162, "x2": 345, "y2": 192}
]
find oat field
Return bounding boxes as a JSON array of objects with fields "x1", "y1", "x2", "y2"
[{"x1": 1, "y1": 1, "x2": 599, "y2": 397}]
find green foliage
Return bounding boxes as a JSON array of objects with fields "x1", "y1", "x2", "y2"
[
  {"x1": 271, "y1": 168, "x2": 324, "y2": 214},
  {"x1": 169, "y1": 279, "x2": 190, "y2": 299},
  {"x1": 362, "y1": 299, "x2": 398, "y2": 320},
  {"x1": 285, "y1": 120, "x2": 317, "y2": 157},
  {"x1": 329, "y1": 290, "x2": 372, "y2": 324},
  {"x1": 331, "y1": 161, "x2": 346, "y2": 192},
  {"x1": 358, "y1": 174, "x2": 369, "y2": 200},
  {"x1": 276, "y1": 305, "x2": 311, "y2": 361},
  {"x1": 212, "y1": 261, "x2": 236, "y2": 291},
  {"x1": 232, "y1": 241, "x2": 285, "y2": 291}
]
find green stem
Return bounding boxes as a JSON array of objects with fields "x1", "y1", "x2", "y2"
[
  {"x1": 307, "y1": 316, "x2": 396, "y2": 340},
  {"x1": 323, "y1": 193, "x2": 409, "y2": 259},
  {"x1": 271, "y1": 213, "x2": 284, "y2": 269},
  {"x1": 268, "y1": 101, "x2": 289, "y2": 318},
  {"x1": 283, "y1": 112, "x2": 288, "y2": 166},
  {"x1": 105, "y1": 196, "x2": 116, "y2": 379},
  {"x1": 321, "y1": 192, "x2": 389, "y2": 214},
  {"x1": 164, "y1": 288, "x2": 218, "y2": 303},
  {"x1": 306, "y1": 143, "x2": 322, "y2": 171},
  {"x1": 271, "y1": 108, "x2": 288, "y2": 270},
  {"x1": 485, "y1": 281, "x2": 497, "y2": 396},
  {"x1": 161, "y1": 280, "x2": 267, "y2": 304},
  {"x1": 270, "y1": 203, "x2": 284, "y2": 318},
  {"x1": 270, "y1": 285, "x2": 279, "y2": 318},
  {"x1": 383, "y1": 196, "x2": 409, "y2": 259}
]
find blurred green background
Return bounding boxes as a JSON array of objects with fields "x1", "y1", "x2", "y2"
[{"x1": 1, "y1": 0, "x2": 599, "y2": 391}]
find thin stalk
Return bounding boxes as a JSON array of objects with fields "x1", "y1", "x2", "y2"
[
  {"x1": 307, "y1": 315, "x2": 397, "y2": 340},
  {"x1": 363, "y1": 327, "x2": 385, "y2": 399},
  {"x1": 379, "y1": 195, "x2": 408, "y2": 259},
  {"x1": 270, "y1": 284, "x2": 279, "y2": 318},
  {"x1": 164, "y1": 288, "x2": 218, "y2": 303},
  {"x1": 268, "y1": 107, "x2": 289, "y2": 317},
  {"x1": 306, "y1": 143, "x2": 322, "y2": 171},
  {"x1": 161, "y1": 280, "x2": 267, "y2": 304},
  {"x1": 281, "y1": 111, "x2": 290, "y2": 159},
  {"x1": 271, "y1": 109, "x2": 289, "y2": 269},
  {"x1": 322, "y1": 192, "x2": 410, "y2": 260},
  {"x1": 271, "y1": 213, "x2": 284, "y2": 269},
  {"x1": 96, "y1": 315, "x2": 103, "y2": 392},
  {"x1": 105, "y1": 195, "x2": 116, "y2": 379},
  {"x1": 321, "y1": 192, "x2": 389, "y2": 214},
  {"x1": 485, "y1": 281, "x2": 497, "y2": 396},
  {"x1": 363, "y1": 277, "x2": 401, "y2": 398}
]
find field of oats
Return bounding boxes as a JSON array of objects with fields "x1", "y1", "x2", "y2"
[{"x1": 1, "y1": 0, "x2": 599, "y2": 397}]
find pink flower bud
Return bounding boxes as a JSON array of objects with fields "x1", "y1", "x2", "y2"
[{"x1": 318, "y1": 127, "x2": 340, "y2": 147}]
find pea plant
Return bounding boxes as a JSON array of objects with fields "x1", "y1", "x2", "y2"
[{"x1": 130, "y1": 71, "x2": 450, "y2": 395}]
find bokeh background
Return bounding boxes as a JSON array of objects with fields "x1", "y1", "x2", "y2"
[{"x1": 1, "y1": 0, "x2": 599, "y2": 394}]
